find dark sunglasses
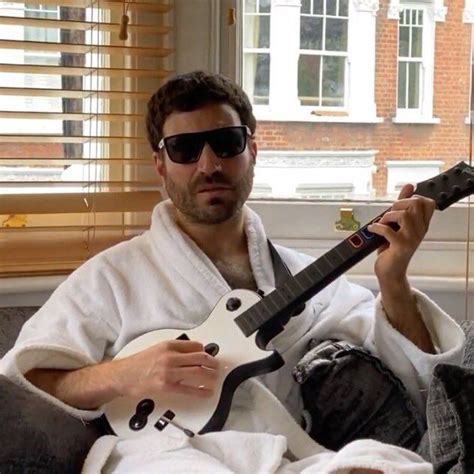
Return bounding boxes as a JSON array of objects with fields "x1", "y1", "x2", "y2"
[{"x1": 158, "y1": 125, "x2": 251, "y2": 164}]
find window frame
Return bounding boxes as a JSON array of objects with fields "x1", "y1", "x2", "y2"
[
  {"x1": 298, "y1": 0, "x2": 350, "y2": 111},
  {"x1": 394, "y1": 2, "x2": 439, "y2": 124}
]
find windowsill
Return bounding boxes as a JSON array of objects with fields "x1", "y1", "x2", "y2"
[
  {"x1": 465, "y1": 116, "x2": 473, "y2": 125},
  {"x1": 255, "y1": 110, "x2": 384, "y2": 124},
  {"x1": 392, "y1": 116, "x2": 441, "y2": 124}
]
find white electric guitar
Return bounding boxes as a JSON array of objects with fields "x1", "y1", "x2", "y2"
[{"x1": 104, "y1": 162, "x2": 474, "y2": 439}]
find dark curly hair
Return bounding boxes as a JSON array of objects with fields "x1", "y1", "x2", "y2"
[{"x1": 146, "y1": 71, "x2": 257, "y2": 152}]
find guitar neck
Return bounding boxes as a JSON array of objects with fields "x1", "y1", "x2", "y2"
[{"x1": 235, "y1": 161, "x2": 474, "y2": 337}]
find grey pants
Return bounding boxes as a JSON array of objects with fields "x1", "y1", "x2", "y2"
[{"x1": 293, "y1": 321, "x2": 474, "y2": 474}]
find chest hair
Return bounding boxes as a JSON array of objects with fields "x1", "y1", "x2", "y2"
[{"x1": 212, "y1": 257, "x2": 257, "y2": 291}]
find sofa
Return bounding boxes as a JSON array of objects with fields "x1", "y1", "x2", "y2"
[{"x1": 0, "y1": 306, "x2": 473, "y2": 473}]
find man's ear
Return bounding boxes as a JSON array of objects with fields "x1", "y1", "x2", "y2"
[
  {"x1": 153, "y1": 151, "x2": 165, "y2": 178},
  {"x1": 250, "y1": 138, "x2": 257, "y2": 165}
]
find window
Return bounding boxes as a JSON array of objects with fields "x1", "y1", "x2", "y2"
[
  {"x1": 394, "y1": 2, "x2": 437, "y2": 122},
  {"x1": 242, "y1": 0, "x2": 379, "y2": 122},
  {"x1": 0, "y1": 1, "x2": 172, "y2": 277},
  {"x1": 243, "y1": 0, "x2": 271, "y2": 105},
  {"x1": 298, "y1": 0, "x2": 349, "y2": 108}
]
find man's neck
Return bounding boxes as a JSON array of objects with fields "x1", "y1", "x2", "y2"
[{"x1": 175, "y1": 209, "x2": 248, "y2": 261}]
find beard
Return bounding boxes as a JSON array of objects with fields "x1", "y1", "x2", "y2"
[{"x1": 162, "y1": 160, "x2": 255, "y2": 225}]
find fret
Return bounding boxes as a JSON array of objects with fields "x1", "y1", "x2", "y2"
[
  {"x1": 262, "y1": 292, "x2": 281, "y2": 313},
  {"x1": 320, "y1": 254, "x2": 334, "y2": 274},
  {"x1": 286, "y1": 277, "x2": 305, "y2": 299},
  {"x1": 332, "y1": 246, "x2": 345, "y2": 263},
  {"x1": 336, "y1": 240, "x2": 355, "y2": 260},
  {"x1": 293, "y1": 274, "x2": 307, "y2": 292}
]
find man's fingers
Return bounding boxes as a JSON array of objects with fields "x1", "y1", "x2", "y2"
[
  {"x1": 169, "y1": 382, "x2": 214, "y2": 398},
  {"x1": 162, "y1": 339, "x2": 204, "y2": 353},
  {"x1": 397, "y1": 182, "x2": 415, "y2": 200},
  {"x1": 172, "y1": 365, "x2": 219, "y2": 389},
  {"x1": 175, "y1": 351, "x2": 219, "y2": 369}
]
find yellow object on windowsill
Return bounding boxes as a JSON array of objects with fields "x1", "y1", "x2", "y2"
[{"x1": 2, "y1": 214, "x2": 28, "y2": 228}]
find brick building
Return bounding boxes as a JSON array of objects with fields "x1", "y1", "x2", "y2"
[{"x1": 244, "y1": 0, "x2": 473, "y2": 199}]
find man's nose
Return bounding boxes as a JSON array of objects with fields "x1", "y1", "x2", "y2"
[{"x1": 197, "y1": 143, "x2": 222, "y2": 174}]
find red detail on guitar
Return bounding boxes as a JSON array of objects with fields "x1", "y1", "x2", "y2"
[{"x1": 349, "y1": 234, "x2": 363, "y2": 249}]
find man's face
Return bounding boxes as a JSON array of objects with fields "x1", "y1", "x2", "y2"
[{"x1": 154, "y1": 103, "x2": 257, "y2": 225}]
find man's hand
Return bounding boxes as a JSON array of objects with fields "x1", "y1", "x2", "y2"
[
  {"x1": 367, "y1": 183, "x2": 436, "y2": 353},
  {"x1": 26, "y1": 339, "x2": 219, "y2": 410},
  {"x1": 368, "y1": 183, "x2": 435, "y2": 284},
  {"x1": 113, "y1": 339, "x2": 220, "y2": 399}
]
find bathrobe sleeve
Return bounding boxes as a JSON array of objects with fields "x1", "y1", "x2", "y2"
[{"x1": 0, "y1": 254, "x2": 122, "y2": 419}]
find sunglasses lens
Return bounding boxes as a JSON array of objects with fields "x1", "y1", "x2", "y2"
[
  {"x1": 165, "y1": 134, "x2": 203, "y2": 164},
  {"x1": 208, "y1": 127, "x2": 246, "y2": 159}
]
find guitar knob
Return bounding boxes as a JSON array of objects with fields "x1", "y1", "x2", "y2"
[
  {"x1": 439, "y1": 192, "x2": 448, "y2": 200},
  {"x1": 442, "y1": 174, "x2": 449, "y2": 182},
  {"x1": 137, "y1": 399, "x2": 155, "y2": 415},
  {"x1": 129, "y1": 414, "x2": 147, "y2": 431},
  {"x1": 226, "y1": 297, "x2": 241, "y2": 311},
  {"x1": 452, "y1": 185, "x2": 461, "y2": 193},
  {"x1": 204, "y1": 343, "x2": 219, "y2": 357},
  {"x1": 454, "y1": 167, "x2": 462, "y2": 175}
]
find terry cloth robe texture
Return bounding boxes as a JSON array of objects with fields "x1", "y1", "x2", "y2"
[{"x1": 1, "y1": 200, "x2": 466, "y2": 473}]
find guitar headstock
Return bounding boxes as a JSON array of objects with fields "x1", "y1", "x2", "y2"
[{"x1": 415, "y1": 161, "x2": 474, "y2": 210}]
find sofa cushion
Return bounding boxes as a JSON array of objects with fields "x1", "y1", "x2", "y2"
[
  {"x1": 0, "y1": 375, "x2": 102, "y2": 474},
  {"x1": 0, "y1": 307, "x2": 39, "y2": 358}
]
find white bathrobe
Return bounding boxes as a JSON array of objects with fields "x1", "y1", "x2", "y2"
[{"x1": 1, "y1": 200, "x2": 466, "y2": 473}]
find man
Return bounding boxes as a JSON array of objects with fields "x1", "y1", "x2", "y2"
[{"x1": 1, "y1": 71, "x2": 465, "y2": 472}]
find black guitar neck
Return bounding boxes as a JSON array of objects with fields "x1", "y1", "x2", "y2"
[{"x1": 236, "y1": 161, "x2": 474, "y2": 338}]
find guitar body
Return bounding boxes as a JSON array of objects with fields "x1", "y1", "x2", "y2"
[{"x1": 104, "y1": 289, "x2": 285, "y2": 439}]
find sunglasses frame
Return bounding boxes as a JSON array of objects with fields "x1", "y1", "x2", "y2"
[{"x1": 158, "y1": 125, "x2": 252, "y2": 164}]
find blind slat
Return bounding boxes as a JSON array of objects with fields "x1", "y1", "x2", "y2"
[
  {"x1": 0, "y1": 191, "x2": 161, "y2": 214},
  {"x1": 0, "y1": 39, "x2": 172, "y2": 57},
  {"x1": 0, "y1": 87, "x2": 151, "y2": 99},
  {"x1": 0, "y1": 63, "x2": 170, "y2": 78},
  {"x1": 3, "y1": 0, "x2": 172, "y2": 13},
  {"x1": 0, "y1": 135, "x2": 147, "y2": 143},
  {"x1": 0, "y1": 15, "x2": 171, "y2": 34},
  {"x1": 0, "y1": 158, "x2": 154, "y2": 165},
  {"x1": 0, "y1": 111, "x2": 142, "y2": 121},
  {"x1": 1, "y1": 181, "x2": 159, "y2": 187}
]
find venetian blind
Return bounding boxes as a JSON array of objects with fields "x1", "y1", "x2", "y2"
[{"x1": 0, "y1": 0, "x2": 171, "y2": 277}]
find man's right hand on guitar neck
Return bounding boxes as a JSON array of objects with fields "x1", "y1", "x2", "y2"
[{"x1": 25, "y1": 339, "x2": 219, "y2": 410}]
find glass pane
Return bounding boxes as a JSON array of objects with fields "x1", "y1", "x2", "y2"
[
  {"x1": 245, "y1": 0, "x2": 257, "y2": 13},
  {"x1": 244, "y1": 15, "x2": 270, "y2": 49},
  {"x1": 326, "y1": 0, "x2": 337, "y2": 16},
  {"x1": 243, "y1": 53, "x2": 270, "y2": 104},
  {"x1": 259, "y1": 0, "x2": 271, "y2": 13},
  {"x1": 398, "y1": 61, "x2": 407, "y2": 108},
  {"x1": 313, "y1": 0, "x2": 324, "y2": 15},
  {"x1": 418, "y1": 10, "x2": 423, "y2": 25},
  {"x1": 399, "y1": 26, "x2": 409, "y2": 57},
  {"x1": 325, "y1": 18, "x2": 348, "y2": 52},
  {"x1": 339, "y1": 0, "x2": 349, "y2": 17},
  {"x1": 301, "y1": 0, "x2": 311, "y2": 14},
  {"x1": 411, "y1": 9, "x2": 417, "y2": 25},
  {"x1": 411, "y1": 27, "x2": 422, "y2": 58},
  {"x1": 300, "y1": 16, "x2": 323, "y2": 50},
  {"x1": 322, "y1": 55, "x2": 345, "y2": 106},
  {"x1": 408, "y1": 62, "x2": 421, "y2": 109},
  {"x1": 298, "y1": 54, "x2": 321, "y2": 105}
]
